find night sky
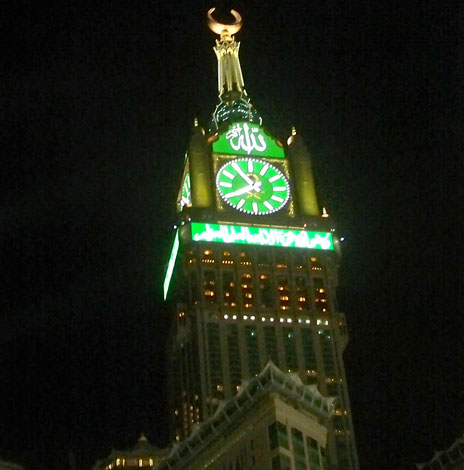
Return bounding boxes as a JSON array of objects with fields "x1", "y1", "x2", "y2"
[{"x1": 2, "y1": 2, "x2": 463, "y2": 470}]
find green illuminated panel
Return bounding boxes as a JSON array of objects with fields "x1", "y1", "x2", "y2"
[
  {"x1": 213, "y1": 122, "x2": 285, "y2": 159},
  {"x1": 191, "y1": 223, "x2": 333, "y2": 250},
  {"x1": 180, "y1": 172, "x2": 191, "y2": 210},
  {"x1": 163, "y1": 230, "x2": 179, "y2": 300}
]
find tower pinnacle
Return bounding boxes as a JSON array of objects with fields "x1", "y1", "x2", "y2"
[
  {"x1": 207, "y1": 8, "x2": 242, "y2": 41},
  {"x1": 207, "y1": 8, "x2": 261, "y2": 130},
  {"x1": 207, "y1": 8, "x2": 245, "y2": 97}
]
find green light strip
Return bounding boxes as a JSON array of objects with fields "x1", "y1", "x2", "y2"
[
  {"x1": 191, "y1": 222, "x2": 333, "y2": 250},
  {"x1": 163, "y1": 230, "x2": 180, "y2": 300},
  {"x1": 213, "y1": 122, "x2": 285, "y2": 159}
]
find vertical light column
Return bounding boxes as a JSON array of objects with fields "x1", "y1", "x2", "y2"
[
  {"x1": 287, "y1": 132, "x2": 320, "y2": 216},
  {"x1": 189, "y1": 125, "x2": 213, "y2": 208}
]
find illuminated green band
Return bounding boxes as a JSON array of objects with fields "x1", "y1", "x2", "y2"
[
  {"x1": 191, "y1": 223, "x2": 333, "y2": 250},
  {"x1": 213, "y1": 122, "x2": 285, "y2": 159},
  {"x1": 163, "y1": 230, "x2": 179, "y2": 300}
]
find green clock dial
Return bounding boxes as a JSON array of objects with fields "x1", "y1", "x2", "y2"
[
  {"x1": 180, "y1": 173, "x2": 191, "y2": 210},
  {"x1": 216, "y1": 158, "x2": 290, "y2": 215}
]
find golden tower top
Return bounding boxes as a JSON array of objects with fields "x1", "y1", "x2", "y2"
[
  {"x1": 207, "y1": 8, "x2": 245, "y2": 97},
  {"x1": 207, "y1": 8, "x2": 242, "y2": 41}
]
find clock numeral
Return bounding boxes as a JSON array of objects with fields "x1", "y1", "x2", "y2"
[
  {"x1": 264, "y1": 201, "x2": 274, "y2": 211},
  {"x1": 247, "y1": 160, "x2": 254, "y2": 173},
  {"x1": 259, "y1": 164, "x2": 269, "y2": 176},
  {"x1": 273, "y1": 186, "x2": 287, "y2": 192},
  {"x1": 252, "y1": 202, "x2": 258, "y2": 213},
  {"x1": 271, "y1": 195, "x2": 284, "y2": 202},
  {"x1": 237, "y1": 199, "x2": 246, "y2": 209},
  {"x1": 222, "y1": 170, "x2": 235, "y2": 179},
  {"x1": 268, "y1": 174, "x2": 281, "y2": 182},
  {"x1": 219, "y1": 182, "x2": 232, "y2": 188}
]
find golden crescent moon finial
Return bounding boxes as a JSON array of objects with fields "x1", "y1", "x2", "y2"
[{"x1": 207, "y1": 8, "x2": 242, "y2": 40}]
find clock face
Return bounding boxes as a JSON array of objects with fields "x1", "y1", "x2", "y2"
[
  {"x1": 216, "y1": 158, "x2": 290, "y2": 215},
  {"x1": 180, "y1": 173, "x2": 191, "y2": 210}
]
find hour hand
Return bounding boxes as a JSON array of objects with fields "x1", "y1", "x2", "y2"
[{"x1": 224, "y1": 184, "x2": 254, "y2": 198}]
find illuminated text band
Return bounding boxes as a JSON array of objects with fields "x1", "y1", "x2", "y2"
[{"x1": 191, "y1": 222, "x2": 334, "y2": 250}]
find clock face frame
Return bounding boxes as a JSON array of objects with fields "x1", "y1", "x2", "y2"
[
  {"x1": 216, "y1": 157, "x2": 290, "y2": 215},
  {"x1": 180, "y1": 172, "x2": 191, "y2": 210},
  {"x1": 177, "y1": 158, "x2": 192, "y2": 212}
]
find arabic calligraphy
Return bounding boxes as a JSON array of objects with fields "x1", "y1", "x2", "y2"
[
  {"x1": 191, "y1": 223, "x2": 334, "y2": 251},
  {"x1": 226, "y1": 123, "x2": 267, "y2": 155}
]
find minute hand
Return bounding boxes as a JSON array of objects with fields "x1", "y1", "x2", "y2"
[
  {"x1": 224, "y1": 184, "x2": 255, "y2": 199},
  {"x1": 232, "y1": 162, "x2": 253, "y2": 185}
]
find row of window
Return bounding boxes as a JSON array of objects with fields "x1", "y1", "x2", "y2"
[
  {"x1": 189, "y1": 249, "x2": 326, "y2": 273},
  {"x1": 191, "y1": 269, "x2": 329, "y2": 313},
  {"x1": 106, "y1": 458, "x2": 155, "y2": 469}
]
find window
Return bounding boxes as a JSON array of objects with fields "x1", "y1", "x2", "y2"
[
  {"x1": 294, "y1": 253, "x2": 306, "y2": 270},
  {"x1": 187, "y1": 250, "x2": 196, "y2": 265},
  {"x1": 313, "y1": 278, "x2": 329, "y2": 313},
  {"x1": 335, "y1": 440, "x2": 350, "y2": 469},
  {"x1": 292, "y1": 428, "x2": 306, "y2": 470},
  {"x1": 240, "y1": 251, "x2": 252, "y2": 266},
  {"x1": 306, "y1": 437, "x2": 321, "y2": 469},
  {"x1": 275, "y1": 253, "x2": 288, "y2": 269},
  {"x1": 190, "y1": 271, "x2": 199, "y2": 304},
  {"x1": 202, "y1": 249, "x2": 215, "y2": 264},
  {"x1": 222, "y1": 250, "x2": 234, "y2": 265},
  {"x1": 277, "y1": 275, "x2": 290, "y2": 311},
  {"x1": 257, "y1": 250, "x2": 270, "y2": 266},
  {"x1": 245, "y1": 326, "x2": 260, "y2": 375},
  {"x1": 283, "y1": 328, "x2": 298, "y2": 371},
  {"x1": 268, "y1": 422, "x2": 278, "y2": 450},
  {"x1": 301, "y1": 329, "x2": 316, "y2": 372},
  {"x1": 227, "y1": 325, "x2": 241, "y2": 391},
  {"x1": 264, "y1": 326, "x2": 279, "y2": 364},
  {"x1": 203, "y1": 271, "x2": 217, "y2": 304},
  {"x1": 268, "y1": 422, "x2": 289, "y2": 450},
  {"x1": 222, "y1": 271, "x2": 237, "y2": 308},
  {"x1": 271, "y1": 454, "x2": 291, "y2": 470},
  {"x1": 241, "y1": 273, "x2": 253, "y2": 309},
  {"x1": 320, "y1": 331, "x2": 337, "y2": 377},
  {"x1": 259, "y1": 273, "x2": 273, "y2": 308},
  {"x1": 311, "y1": 257, "x2": 323, "y2": 272},
  {"x1": 295, "y1": 276, "x2": 309, "y2": 311},
  {"x1": 207, "y1": 323, "x2": 223, "y2": 399}
]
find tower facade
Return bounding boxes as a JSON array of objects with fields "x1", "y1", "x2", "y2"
[{"x1": 164, "y1": 10, "x2": 359, "y2": 470}]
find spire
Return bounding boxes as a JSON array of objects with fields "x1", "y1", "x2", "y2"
[
  {"x1": 207, "y1": 8, "x2": 261, "y2": 130},
  {"x1": 207, "y1": 8, "x2": 244, "y2": 96}
]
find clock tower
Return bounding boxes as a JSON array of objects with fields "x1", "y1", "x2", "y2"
[{"x1": 164, "y1": 9, "x2": 359, "y2": 470}]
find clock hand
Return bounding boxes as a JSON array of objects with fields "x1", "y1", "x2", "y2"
[
  {"x1": 232, "y1": 162, "x2": 253, "y2": 185},
  {"x1": 224, "y1": 184, "x2": 255, "y2": 198}
]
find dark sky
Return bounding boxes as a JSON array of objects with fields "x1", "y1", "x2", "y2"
[{"x1": 2, "y1": 2, "x2": 463, "y2": 470}]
